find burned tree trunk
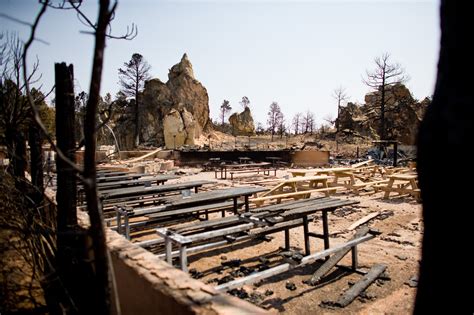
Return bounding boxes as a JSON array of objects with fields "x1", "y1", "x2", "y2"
[
  {"x1": 11, "y1": 131, "x2": 27, "y2": 179},
  {"x1": 81, "y1": 1, "x2": 117, "y2": 313},
  {"x1": 54, "y1": 63, "x2": 96, "y2": 314},
  {"x1": 55, "y1": 63, "x2": 77, "y2": 230},
  {"x1": 28, "y1": 123, "x2": 44, "y2": 194},
  {"x1": 416, "y1": 1, "x2": 474, "y2": 313}
]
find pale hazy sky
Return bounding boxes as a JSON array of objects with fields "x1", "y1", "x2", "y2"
[{"x1": 1, "y1": 0, "x2": 439, "y2": 126}]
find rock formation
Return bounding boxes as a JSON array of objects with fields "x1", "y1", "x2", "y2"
[
  {"x1": 338, "y1": 84, "x2": 430, "y2": 145},
  {"x1": 134, "y1": 53, "x2": 210, "y2": 148},
  {"x1": 163, "y1": 109, "x2": 196, "y2": 149},
  {"x1": 228, "y1": 107, "x2": 256, "y2": 136}
]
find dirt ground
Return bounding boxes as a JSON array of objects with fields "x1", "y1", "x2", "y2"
[{"x1": 130, "y1": 168, "x2": 422, "y2": 314}]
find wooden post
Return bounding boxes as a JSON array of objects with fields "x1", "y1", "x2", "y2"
[{"x1": 284, "y1": 229, "x2": 290, "y2": 250}]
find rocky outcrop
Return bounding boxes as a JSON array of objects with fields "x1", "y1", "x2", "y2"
[
  {"x1": 138, "y1": 54, "x2": 210, "y2": 148},
  {"x1": 228, "y1": 107, "x2": 256, "y2": 136},
  {"x1": 338, "y1": 84, "x2": 430, "y2": 145},
  {"x1": 338, "y1": 102, "x2": 377, "y2": 139},
  {"x1": 163, "y1": 109, "x2": 196, "y2": 149}
]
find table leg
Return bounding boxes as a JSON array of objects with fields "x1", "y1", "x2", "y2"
[
  {"x1": 180, "y1": 245, "x2": 188, "y2": 272},
  {"x1": 165, "y1": 237, "x2": 172, "y2": 265},
  {"x1": 384, "y1": 179, "x2": 395, "y2": 199},
  {"x1": 233, "y1": 197, "x2": 238, "y2": 215},
  {"x1": 285, "y1": 228, "x2": 290, "y2": 250},
  {"x1": 244, "y1": 196, "x2": 249, "y2": 212},
  {"x1": 322, "y1": 210, "x2": 330, "y2": 250},
  {"x1": 303, "y1": 216, "x2": 310, "y2": 255},
  {"x1": 351, "y1": 245, "x2": 358, "y2": 270}
]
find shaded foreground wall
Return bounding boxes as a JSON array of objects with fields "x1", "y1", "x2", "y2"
[{"x1": 77, "y1": 212, "x2": 270, "y2": 315}]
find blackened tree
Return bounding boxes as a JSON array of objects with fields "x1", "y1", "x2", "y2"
[
  {"x1": 219, "y1": 99, "x2": 231, "y2": 125},
  {"x1": 363, "y1": 53, "x2": 408, "y2": 140},
  {"x1": 118, "y1": 53, "x2": 151, "y2": 147},
  {"x1": 240, "y1": 96, "x2": 250, "y2": 109},
  {"x1": 267, "y1": 101, "x2": 283, "y2": 141}
]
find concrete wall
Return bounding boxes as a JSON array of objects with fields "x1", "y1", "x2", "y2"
[{"x1": 290, "y1": 151, "x2": 330, "y2": 167}]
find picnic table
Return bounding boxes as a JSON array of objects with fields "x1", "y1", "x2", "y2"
[
  {"x1": 215, "y1": 162, "x2": 273, "y2": 179},
  {"x1": 96, "y1": 173, "x2": 145, "y2": 183},
  {"x1": 113, "y1": 186, "x2": 267, "y2": 239},
  {"x1": 99, "y1": 180, "x2": 214, "y2": 204},
  {"x1": 238, "y1": 157, "x2": 252, "y2": 164},
  {"x1": 155, "y1": 196, "x2": 364, "y2": 275},
  {"x1": 167, "y1": 186, "x2": 267, "y2": 213},
  {"x1": 251, "y1": 175, "x2": 337, "y2": 206},
  {"x1": 96, "y1": 174, "x2": 179, "y2": 190},
  {"x1": 292, "y1": 167, "x2": 356, "y2": 188},
  {"x1": 380, "y1": 174, "x2": 420, "y2": 201}
]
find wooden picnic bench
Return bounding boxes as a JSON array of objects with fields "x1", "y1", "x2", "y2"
[
  {"x1": 112, "y1": 186, "x2": 267, "y2": 239},
  {"x1": 215, "y1": 162, "x2": 272, "y2": 179},
  {"x1": 378, "y1": 174, "x2": 420, "y2": 201},
  {"x1": 229, "y1": 167, "x2": 277, "y2": 180}
]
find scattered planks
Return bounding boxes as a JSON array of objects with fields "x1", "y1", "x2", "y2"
[
  {"x1": 306, "y1": 227, "x2": 370, "y2": 286},
  {"x1": 347, "y1": 212, "x2": 381, "y2": 231},
  {"x1": 334, "y1": 263, "x2": 387, "y2": 307}
]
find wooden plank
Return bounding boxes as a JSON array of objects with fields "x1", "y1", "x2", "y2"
[
  {"x1": 350, "y1": 159, "x2": 374, "y2": 168},
  {"x1": 334, "y1": 264, "x2": 387, "y2": 307},
  {"x1": 347, "y1": 212, "x2": 380, "y2": 231},
  {"x1": 126, "y1": 148, "x2": 161, "y2": 163},
  {"x1": 307, "y1": 227, "x2": 370, "y2": 285}
]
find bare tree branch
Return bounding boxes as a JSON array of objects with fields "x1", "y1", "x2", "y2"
[{"x1": 21, "y1": 1, "x2": 83, "y2": 175}]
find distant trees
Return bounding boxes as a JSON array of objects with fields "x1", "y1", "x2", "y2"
[
  {"x1": 292, "y1": 112, "x2": 302, "y2": 135},
  {"x1": 219, "y1": 99, "x2": 232, "y2": 124},
  {"x1": 118, "y1": 53, "x2": 151, "y2": 147},
  {"x1": 0, "y1": 32, "x2": 43, "y2": 177},
  {"x1": 363, "y1": 53, "x2": 408, "y2": 140},
  {"x1": 256, "y1": 122, "x2": 265, "y2": 135},
  {"x1": 267, "y1": 102, "x2": 284, "y2": 141},
  {"x1": 302, "y1": 110, "x2": 316, "y2": 134},
  {"x1": 239, "y1": 96, "x2": 250, "y2": 109},
  {"x1": 332, "y1": 86, "x2": 349, "y2": 136}
]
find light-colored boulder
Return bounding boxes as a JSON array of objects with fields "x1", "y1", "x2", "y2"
[
  {"x1": 163, "y1": 109, "x2": 195, "y2": 149},
  {"x1": 228, "y1": 107, "x2": 256, "y2": 136}
]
